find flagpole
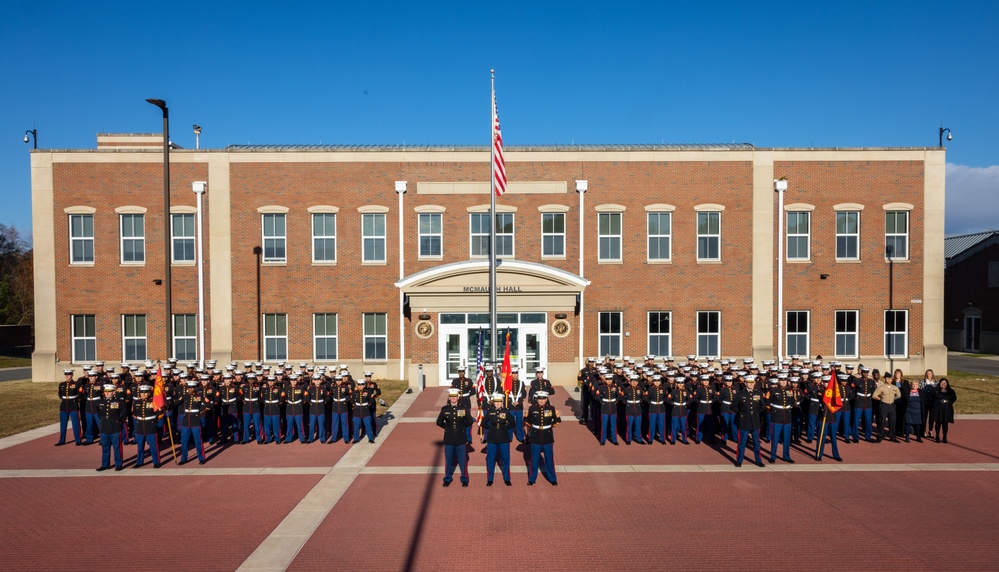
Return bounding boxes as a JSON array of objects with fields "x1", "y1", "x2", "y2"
[{"x1": 489, "y1": 69, "x2": 498, "y2": 366}]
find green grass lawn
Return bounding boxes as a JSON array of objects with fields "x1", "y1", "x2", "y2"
[
  {"x1": 0, "y1": 355, "x2": 32, "y2": 368},
  {"x1": 946, "y1": 370, "x2": 999, "y2": 415}
]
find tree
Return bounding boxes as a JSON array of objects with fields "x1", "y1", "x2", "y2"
[{"x1": 0, "y1": 224, "x2": 32, "y2": 326}]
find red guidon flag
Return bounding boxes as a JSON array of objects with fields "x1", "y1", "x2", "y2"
[
  {"x1": 152, "y1": 365, "x2": 166, "y2": 411},
  {"x1": 822, "y1": 376, "x2": 843, "y2": 413},
  {"x1": 501, "y1": 332, "x2": 513, "y2": 394}
]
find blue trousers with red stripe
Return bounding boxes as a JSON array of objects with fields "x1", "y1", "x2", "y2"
[
  {"x1": 179, "y1": 425, "x2": 205, "y2": 463},
  {"x1": 135, "y1": 432, "x2": 160, "y2": 466},
  {"x1": 529, "y1": 443, "x2": 556, "y2": 484},
  {"x1": 99, "y1": 431, "x2": 122, "y2": 469},
  {"x1": 58, "y1": 411, "x2": 82, "y2": 444},
  {"x1": 443, "y1": 443, "x2": 468, "y2": 484}
]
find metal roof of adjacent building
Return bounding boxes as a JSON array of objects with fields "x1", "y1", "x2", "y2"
[{"x1": 945, "y1": 229, "x2": 999, "y2": 266}]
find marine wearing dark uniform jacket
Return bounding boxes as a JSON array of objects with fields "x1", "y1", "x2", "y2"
[
  {"x1": 437, "y1": 388, "x2": 473, "y2": 486},
  {"x1": 56, "y1": 370, "x2": 83, "y2": 446}
]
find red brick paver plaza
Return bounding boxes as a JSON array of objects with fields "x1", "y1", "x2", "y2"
[{"x1": 2, "y1": 386, "x2": 998, "y2": 571}]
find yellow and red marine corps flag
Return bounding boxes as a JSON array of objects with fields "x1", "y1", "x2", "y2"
[
  {"x1": 152, "y1": 364, "x2": 166, "y2": 411},
  {"x1": 822, "y1": 376, "x2": 843, "y2": 413}
]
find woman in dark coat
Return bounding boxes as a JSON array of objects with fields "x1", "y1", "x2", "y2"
[
  {"x1": 893, "y1": 369, "x2": 908, "y2": 437},
  {"x1": 930, "y1": 378, "x2": 957, "y2": 443},
  {"x1": 902, "y1": 379, "x2": 923, "y2": 442}
]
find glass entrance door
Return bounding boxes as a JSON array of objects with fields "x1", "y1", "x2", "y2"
[
  {"x1": 965, "y1": 315, "x2": 981, "y2": 351},
  {"x1": 437, "y1": 314, "x2": 548, "y2": 385}
]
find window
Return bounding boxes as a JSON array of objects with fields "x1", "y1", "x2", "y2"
[
  {"x1": 885, "y1": 310, "x2": 908, "y2": 357},
  {"x1": 312, "y1": 213, "x2": 336, "y2": 262},
  {"x1": 836, "y1": 212, "x2": 860, "y2": 260},
  {"x1": 885, "y1": 211, "x2": 908, "y2": 259},
  {"x1": 697, "y1": 311, "x2": 720, "y2": 357},
  {"x1": 362, "y1": 213, "x2": 386, "y2": 262},
  {"x1": 648, "y1": 311, "x2": 671, "y2": 356},
  {"x1": 697, "y1": 212, "x2": 721, "y2": 261},
  {"x1": 363, "y1": 313, "x2": 387, "y2": 360},
  {"x1": 120, "y1": 214, "x2": 145, "y2": 263},
  {"x1": 262, "y1": 213, "x2": 287, "y2": 263},
  {"x1": 122, "y1": 314, "x2": 147, "y2": 361},
  {"x1": 263, "y1": 313, "x2": 288, "y2": 361},
  {"x1": 173, "y1": 314, "x2": 197, "y2": 361},
  {"x1": 598, "y1": 213, "x2": 622, "y2": 261},
  {"x1": 72, "y1": 314, "x2": 96, "y2": 362},
  {"x1": 835, "y1": 310, "x2": 858, "y2": 357},
  {"x1": 647, "y1": 212, "x2": 671, "y2": 261},
  {"x1": 598, "y1": 312, "x2": 622, "y2": 357},
  {"x1": 418, "y1": 213, "x2": 442, "y2": 258},
  {"x1": 314, "y1": 313, "x2": 338, "y2": 361},
  {"x1": 786, "y1": 311, "x2": 809, "y2": 357},
  {"x1": 171, "y1": 213, "x2": 195, "y2": 263},
  {"x1": 542, "y1": 213, "x2": 565, "y2": 257},
  {"x1": 786, "y1": 212, "x2": 810, "y2": 260},
  {"x1": 470, "y1": 213, "x2": 514, "y2": 257},
  {"x1": 70, "y1": 214, "x2": 94, "y2": 263}
]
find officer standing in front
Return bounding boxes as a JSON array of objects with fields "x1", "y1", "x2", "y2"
[
  {"x1": 56, "y1": 369, "x2": 83, "y2": 446},
  {"x1": 176, "y1": 380, "x2": 206, "y2": 465},
  {"x1": 483, "y1": 393, "x2": 515, "y2": 486},
  {"x1": 437, "y1": 388, "x2": 473, "y2": 487},
  {"x1": 733, "y1": 375, "x2": 765, "y2": 468},
  {"x1": 96, "y1": 383, "x2": 125, "y2": 472},
  {"x1": 525, "y1": 391, "x2": 561, "y2": 486}
]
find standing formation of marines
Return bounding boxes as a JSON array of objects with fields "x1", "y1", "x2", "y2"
[{"x1": 55, "y1": 360, "x2": 385, "y2": 470}]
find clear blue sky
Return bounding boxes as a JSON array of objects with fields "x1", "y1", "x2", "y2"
[{"x1": 2, "y1": 1, "x2": 997, "y2": 238}]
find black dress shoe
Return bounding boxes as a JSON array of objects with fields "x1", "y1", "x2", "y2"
[
  {"x1": 783, "y1": 458, "x2": 795, "y2": 464},
  {"x1": 153, "y1": 463, "x2": 161, "y2": 469},
  {"x1": 832, "y1": 456, "x2": 843, "y2": 462},
  {"x1": 198, "y1": 460, "x2": 206, "y2": 465},
  {"x1": 461, "y1": 482, "x2": 468, "y2": 487},
  {"x1": 527, "y1": 481, "x2": 535, "y2": 486},
  {"x1": 96, "y1": 466, "x2": 109, "y2": 472},
  {"x1": 734, "y1": 462, "x2": 742, "y2": 468},
  {"x1": 442, "y1": 481, "x2": 451, "y2": 487},
  {"x1": 767, "y1": 458, "x2": 774, "y2": 464},
  {"x1": 551, "y1": 482, "x2": 558, "y2": 486},
  {"x1": 54, "y1": 442, "x2": 64, "y2": 447},
  {"x1": 755, "y1": 461, "x2": 765, "y2": 468},
  {"x1": 504, "y1": 480, "x2": 511, "y2": 486},
  {"x1": 487, "y1": 481, "x2": 493, "y2": 487},
  {"x1": 75, "y1": 442, "x2": 82, "y2": 446},
  {"x1": 114, "y1": 466, "x2": 123, "y2": 472}
]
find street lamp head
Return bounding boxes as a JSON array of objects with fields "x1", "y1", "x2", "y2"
[
  {"x1": 193, "y1": 125, "x2": 202, "y2": 135},
  {"x1": 947, "y1": 132, "x2": 953, "y2": 141},
  {"x1": 23, "y1": 134, "x2": 29, "y2": 143},
  {"x1": 146, "y1": 98, "x2": 167, "y2": 110}
]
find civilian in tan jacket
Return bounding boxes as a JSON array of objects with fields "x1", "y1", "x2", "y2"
[{"x1": 872, "y1": 376, "x2": 902, "y2": 443}]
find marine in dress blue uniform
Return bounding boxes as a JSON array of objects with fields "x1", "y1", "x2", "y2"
[
  {"x1": 96, "y1": 384, "x2": 125, "y2": 471},
  {"x1": 56, "y1": 369, "x2": 83, "y2": 446},
  {"x1": 437, "y1": 388, "x2": 473, "y2": 487},
  {"x1": 132, "y1": 384, "x2": 161, "y2": 468},
  {"x1": 766, "y1": 376, "x2": 796, "y2": 464},
  {"x1": 176, "y1": 380, "x2": 207, "y2": 464},
  {"x1": 306, "y1": 375, "x2": 328, "y2": 443},
  {"x1": 328, "y1": 375, "x2": 352, "y2": 444},
  {"x1": 733, "y1": 376, "x2": 765, "y2": 468},
  {"x1": 525, "y1": 391, "x2": 560, "y2": 485},
  {"x1": 483, "y1": 393, "x2": 514, "y2": 486}
]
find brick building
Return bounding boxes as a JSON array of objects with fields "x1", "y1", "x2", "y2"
[
  {"x1": 30, "y1": 135, "x2": 947, "y2": 385},
  {"x1": 944, "y1": 230, "x2": 999, "y2": 353}
]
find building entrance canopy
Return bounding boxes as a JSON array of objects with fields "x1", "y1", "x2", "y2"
[{"x1": 395, "y1": 259, "x2": 589, "y2": 313}]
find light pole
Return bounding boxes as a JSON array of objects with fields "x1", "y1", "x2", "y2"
[
  {"x1": 774, "y1": 178, "x2": 788, "y2": 361},
  {"x1": 938, "y1": 127, "x2": 952, "y2": 148},
  {"x1": 147, "y1": 98, "x2": 172, "y2": 360},
  {"x1": 23, "y1": 129, "x2": 37, "y2": 149}
]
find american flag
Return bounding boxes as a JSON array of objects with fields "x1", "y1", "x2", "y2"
[{"x1": 491, "y1": 76, "x2": 506, "y2": 197}]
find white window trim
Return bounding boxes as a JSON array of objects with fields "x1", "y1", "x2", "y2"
[
  {"x1": 885, "y1": 309, "x2": 908, "y2": 358},
  {"x1": 363, "y1": 313, "x2": 388, "y2": 361},
  {"x1": 469, "y1": 212, "x2": 515, "y2": 259},
  {"x1": 311, "y1": 212, "x2": 337, "y2": 264},
  {"x1": 68, "y1": 213, "x2": 95, "y2": 266},
  {"x1": 171, "y1": 213, "x2": 196, "y2": 265},
  {"x1": 834, "y1": 310, "x2": 859, "y2": 358},
  {"x1": 119, "y1": 213, "x2": 145, "y2": 266},
  {"x1": 835, "y1": 211, "x2": 861, "y2": 261},
  {"x1": 598, "y1": 311, "x2": 623, "y2": 358},
  {"x1": 696, "y1": 211, "x2": 722, "y2": 262},
  {"x1": 71, "y1": 314, "x2": 96, "y2": 364},
  {"x1": 261, "y1": 213, "x2": 288, "y2": 264},
  {"x1": 541, "y1": 211, "x2": 566, "y2": 260},
  {"x1": 597, "y1": 212, "x2": 623, "y2": 263},
  {"x1": 263, "y1": 313, "x2": 289, "y2": 362},
  {"x1": 313, "y1": 313, "x2": 339, "y2": 362},
  {"x1": 647, "y1": 311, "x2": 672, "y2": 357},
  {"x1": 696, "y1": 310, "x2": 721, "y2": 358},
  {"x1": 885, "y1": 210, "x2": 910, "y2": 261},
  {"x1": 785, "y1": 310, "x2": 809, "y2": 358},
  {"x1": 786, "y1": 211, "x2": 811, "y2": 262},
  {"x1": 121, "y1": 314, "x2": 147, "y2": 362},
  {"x1": 173, "y1": 314, "x2": 198, "y2": 362},
  {"x1": 361, "y1": 212, "x2": 387, "y2": 264},
  {"x1": 417, "y1": 212, "x2": 444, "y2": 260},
  {"x1": 646, "y1": 211, "x2": 672, "y2": 262}
]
